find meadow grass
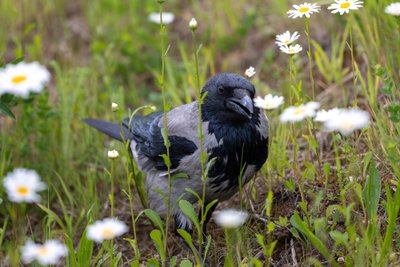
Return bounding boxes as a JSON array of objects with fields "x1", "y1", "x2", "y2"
[{"x1": 0, "y1": 0, "x2": 400, "y2": 266}]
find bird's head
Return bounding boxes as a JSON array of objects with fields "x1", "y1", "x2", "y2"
[{"x1": 201, "y1": 73, "x2": 256, "y2": 122}]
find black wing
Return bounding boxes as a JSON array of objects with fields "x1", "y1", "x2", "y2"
[{"x1": 124, "y1": 112, "x2": 197, "y2": 171}]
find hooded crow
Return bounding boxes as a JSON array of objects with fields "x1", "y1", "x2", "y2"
[{"x1": 84, "y1": 73, "x2": 269, "y2": 237}]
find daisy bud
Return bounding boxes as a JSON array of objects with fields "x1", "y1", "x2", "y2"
[
  {"x1": 111, "y1": 102, "x2": 119, "y2": 112},
  {"x1": 244, "y1": 66, "x2": 256, "y2": 78},
  {"x1": 189, "y1": 18, "x2": 198, "y2": 30},
  {"x1": 107, "y1": 150, "x2": 119, "y2": 160}
]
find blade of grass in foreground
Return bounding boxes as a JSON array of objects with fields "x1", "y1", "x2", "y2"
[{"x1": 290, "y1": 213, "x2": 338, "y2": 267}]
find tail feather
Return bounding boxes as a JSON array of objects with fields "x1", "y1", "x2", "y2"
[{"x1": 83, "y1": 118, "x2": 128, "y2": 142}]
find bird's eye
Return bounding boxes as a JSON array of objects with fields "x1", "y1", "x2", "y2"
[{"x1": 217, "y1": 86, "x2": 225, "y2": 95}]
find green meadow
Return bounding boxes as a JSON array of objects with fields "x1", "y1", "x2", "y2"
[{"x1": 0, "y1": 0, "x2": 400, "y2": 266}]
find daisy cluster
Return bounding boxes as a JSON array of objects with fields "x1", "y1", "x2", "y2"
[
  {"x1": 286, "y1": 1, "x2": 363, "y2": 20},
  {"x1": 276, "y1": 1, "x2": 366, "y2": 55},
  {"x1": 2, "y1": 166, "x2": 127, "y2": 265},
  {"x1": 253, "y1": 93, "x2": 370, "y2": 135}
]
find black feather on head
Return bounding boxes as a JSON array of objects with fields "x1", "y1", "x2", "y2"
[{"x1": 201, "y1": 73, "x2": 256, "y2": 123}]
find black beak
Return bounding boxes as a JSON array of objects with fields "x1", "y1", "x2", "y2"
[{"x1": 227, "y1": 94, "x2": 254, "y2": 119}]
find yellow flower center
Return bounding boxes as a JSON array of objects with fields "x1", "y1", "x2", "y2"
[
  {"x1": 294, "y1": 107, "x2": 307, "y2": 115},
  {"x1": 37, "y1": 246, "x2": 48, "y2": 256},
  {"x1": 299, "y1": 7, "x2": 310, "y2": 13},
  {"x1": 340, "y1": 2, "x2": 351, "y2": 9},
  {"x1": 102, "y1": 228, "x2": 114, "y2": 238},
  {"x1": 11, "y1": 75, "x2": 27, "y2": 84},
  {"x1": 340, "y1": 121, "x2": 353, "y2": 130},
  {"x1": 17, "y1": 186, "x2": 29, "y2": 196}
]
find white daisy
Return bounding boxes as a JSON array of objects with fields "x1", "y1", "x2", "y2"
[
  {"x1": 275, "y1": 31, "x2": 300, "y2": 47},
  {"x1": 213, "y1": 209, "x2": 249, "y2": 228},
  {"x1": 328, "y1": 0, "x2": 364, "y2": 15},
  {"x1": 21, "y1": 240, "x2": 68, "y2": 265},
  {"x1": 280, "y1": 101, "x2": 320, "y2": 123},
  {"x1": 287, "y1": 2, "x2": 321, "y2": 19},
  {"x1": 2, "y1": 168, "x2": 47, "y2": 203},
  {"x1": 254, "y1": 94, "x2": 284, "y2": 110},
  {"x1": 385, "y1": 2, "x2": 400, "y2": 16},
  {"x1": 0, "y1": 62, "x2": 50, "y2": 98},
  {"x1": 148, "y1": 12, "x2": 175, "y2": 25},
  {"x1": 244, "y1": 66, "x2": 256, "y2": 78},
  {"x1": 323, "y1": 108, "x2": 370, "y2": 136},
  {"x1": 87, "y1": 218, "x2": 128, "y2": 243},
  {"x1": 107, "y1": 149, "x2": 119, "y2": 159},
  {"x1": 280, "y1": 44, "x2": 303, "y2": 54},
  {"x1": 314, "y1": 108, "x2": 341, "y2": 122}
]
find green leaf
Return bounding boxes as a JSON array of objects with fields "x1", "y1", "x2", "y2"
[
  {"x1": 290, "y1": 213, "x2": 337, "y2": 266},
  {"x1": 147, "y1": 258, "x2": 160, "y2": 267},
  {"x1": 37, "y1": 203, "x2": 65, "y2": 230},
  {"x1": 179, "y1": 200, "x2": 200, "y2": 235},
  {"x1": 77, "y1": 229, "x2": 94, "y2": 266},
  {"x1": 265, "y1": 191, "x2": 273, "y2": 217},
  {"x1": 160, "y1": 154, "x2": 171, "y2": 168},
  {"x1": 179, "y1": 259, "x2": 193, "y2": 267},
  {"x1": 250, "y1": 258, "x2": 263, "y2": 267},
  {"x1": 177, "y1": 229, "x2": 200, "y2": 264},
  {"x1": 144, "y1": 209, "x2": 164, "y2": 233},
  {"x1": 329, "y1": 230, "x2": 349, "y2": 247},
  {"x1": 363, "y1": 162, "x2": 381, "y2": 220},
  {"x1": 172, "y1": 172, "x2": 189, "y2": 180},
  {"x1": 323, "y1": 163, "x2": 331, "y2": 178},
  {"x1": 362, "y1": 152, "x2": 372, "y2": 178},
  {"x1": 284, "y1": 179, "x2": 295, "y2": 192},
  {"x1": 150, "y1": 229, "x2": 165, "y2": 261},
  {"x1": 169, "y1": 256, "x2": 177, "y2": 267},
  {"x1": 203, "y1": 200, "x2": 218, "y2": 223},
  {"x1": 0, "y1": 102, "x2": 16, "y2": 119},
  {"x1": 161, "y1": 127, "x2": 170, "y2": 148}
]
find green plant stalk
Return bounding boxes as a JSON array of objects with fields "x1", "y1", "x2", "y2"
[
  {"x1": 332, "y1": 134, "x2": 346, "y2": 206},
  {"x1": 289, "y1": 55, "x2": 295, "y2": 105},
  {"x1": 224, "y1": 229, "x2": 234, "y2": 266},
  {"x1": 110, "y1": 160, "x2": 115, "y2": 217},
  {"x1": 126, "y1": 171, "x2": 140, "y2": 259},
  {"x1": 379, "y1": 182, "x2": 400, "y2": 265},
  {"x1": 308, "y1": 119, "x2": 323, "y2": 181},
  {"x1": 348, "y1": 14, "x2": 357, "y2": 107},
  {"x1": 304, "y1": 18, "x2": 315, "y2": 100},
  {"x1": 235, "y1": 229, "x2": 242, "y2": 266},
  {"x1": 290, "y1": 124, "x2": 305, "y2": 204},
  {"x1": 126, "y1": 106, "x2": 156, "y2": 209},
  {"x1": 158, "y1": 4, "x2": 172, "y2": 266},
  {"x1": 192, "y1": 28, "x2": 207, "y2": 254}
]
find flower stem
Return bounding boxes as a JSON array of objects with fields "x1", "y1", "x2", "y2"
[
  {"x1": 110, "y1": 160, "x2": 115, "y2": 217},
  {"x1": 304, "y1": 18, "x2": 315, "y2": 100},
  {"x1": 157, "y1": 3, "x2": 171, "y2": 266},
  {"x1": 192, "y1": 28, "x2": 207, "y2": 255},
  {"x1": 348, "y1": 14, "x2": 357, "y2": 107}
]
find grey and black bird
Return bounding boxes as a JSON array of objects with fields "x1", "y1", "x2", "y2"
[{"x1": 84, "y1": 73, "x2": 269, "y2": 238}]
